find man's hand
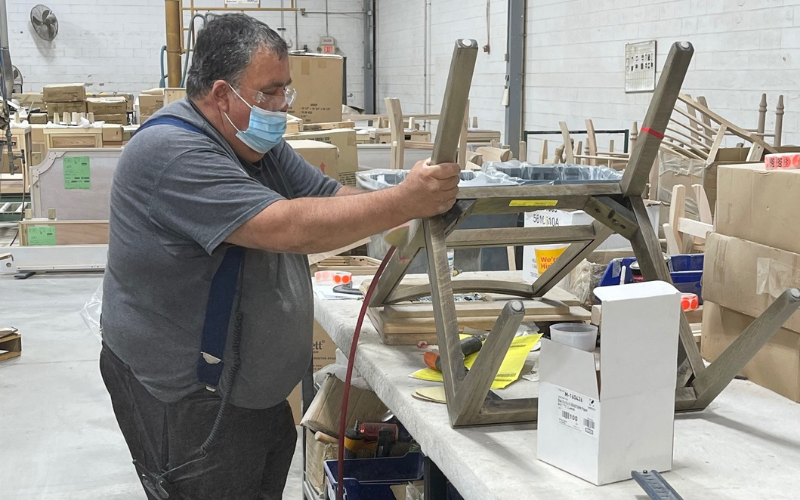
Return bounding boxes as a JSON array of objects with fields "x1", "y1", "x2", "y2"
[{"x1": 397, "y1": 159, "x2": 461, "y2": 219}]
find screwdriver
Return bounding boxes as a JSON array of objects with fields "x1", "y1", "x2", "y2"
[{"x1": 423, "y1": 335, "x2": 485, "y2": 371}]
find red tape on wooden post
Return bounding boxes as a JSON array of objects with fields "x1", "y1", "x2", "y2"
[{"x1": 641, "y1": 127, "x2": 665, "y2": 140}]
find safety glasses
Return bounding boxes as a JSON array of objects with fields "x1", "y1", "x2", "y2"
[{"x1": 234, "y1": 84, "x2": 296, "y2": 111}]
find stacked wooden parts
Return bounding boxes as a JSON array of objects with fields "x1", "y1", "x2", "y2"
[
  {"x1": 363, "y1": 275, "x2": 590, "y2": 345},
  {"x1": 540, "y1": 93, "x2": 785, "y2": 205},
  {"x1": 384, "y1": 98, "x2": 445, "y2": 170},
  {"x1": 659, "y1": 94, "x2": 780, "y2": 164},
  {"x1": 663, "y1": 184, "x2": 714, "y2": 255},
  {"x1": 350, "y1": 98, "x2": 503, "y2": 170},
  {"x1": 0, "y1": 327, "x2": 21, "y2": 362},
  {"x1": 544, "y1": 119, "x2": 634, "y2": 169},
  {"x1": 653, "y1": 94, "x2": 793, "y2": 232},
  {"x1": 385, "y1": 98, "x2": 520, "y2": 171}
]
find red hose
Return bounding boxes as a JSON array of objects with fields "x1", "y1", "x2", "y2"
[{"x1": 336, "y1": 245, "x2": 396, "y2": 500}]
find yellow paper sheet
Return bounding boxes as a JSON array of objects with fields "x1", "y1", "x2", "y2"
[{"x1": 411, "y1": 334, "x2": 542, "y2": 389}]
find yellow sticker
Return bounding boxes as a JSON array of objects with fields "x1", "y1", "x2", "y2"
[{"x1": 509, "y1": 200, "x2": 558, "y2": 207}]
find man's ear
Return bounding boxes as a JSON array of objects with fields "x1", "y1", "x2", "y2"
[{"x1": 210, "y1": 80, "x2": 232, "y2": 112}]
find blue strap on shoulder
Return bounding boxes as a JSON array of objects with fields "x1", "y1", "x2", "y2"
[
  {"x1": 134, "y1": 116, "x2": 204, "y2": 136},
  {"x1": 137, "y1": 115, "x2": 245, "y2": 389}
]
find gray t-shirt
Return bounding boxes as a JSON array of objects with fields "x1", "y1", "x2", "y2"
[{"x1": 102, "y1": 99, "x2": 341, "y2": 409}]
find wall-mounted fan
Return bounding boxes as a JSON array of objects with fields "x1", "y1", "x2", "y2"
[{"x1": 31, "y1": 4, "x2": 59, "y2": 42}]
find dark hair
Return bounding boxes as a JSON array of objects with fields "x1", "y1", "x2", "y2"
[{"x1": 186, "y1": 14, "x2": 288, "y2": 100}]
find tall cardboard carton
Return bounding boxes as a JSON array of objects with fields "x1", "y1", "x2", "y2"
[
  {"x1": 702, "y1": 301, "x2": 800, "y2": 402},
  {"x1": 716, "y1": 164, "x2": 800, "y2": 255},
  {"x1": 286, "y1": 139, "x2": 340, "y2": 181},
  {"x1": 703, "y1": 233, "x2": 800, "y2": 335},
  {"x1": 288, "y1": 53, "x2": 343, "y2": 124},
  {"x1": 284, "y1": 128, "x2": 357, "y2": 184}
]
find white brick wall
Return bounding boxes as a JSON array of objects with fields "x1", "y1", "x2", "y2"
[
  {"x1": 7, "y1": 0, "x2": 367, "y2": 106},
  {"x1": 377, "y1": 0, "x2": 509, "y2": 140},
  {"x1": 526, "y1": 0, "x2": 800, "y2": 157}
]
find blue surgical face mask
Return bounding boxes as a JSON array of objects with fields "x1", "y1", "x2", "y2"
[{"x1": 224, "y1": 86, "x2": 287, "y2": 154}]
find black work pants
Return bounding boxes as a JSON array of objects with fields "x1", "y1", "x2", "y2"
[{"x1": 100, "y1": 343, "x2": 297, "y2": 500}]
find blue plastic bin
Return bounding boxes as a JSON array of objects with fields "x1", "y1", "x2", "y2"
[
  {"x1": 324, "y1": 453, "x2": 425, "y2": 500},
  {"x1": 595, "y1": 255, "x2": 704, "y2": 303}
]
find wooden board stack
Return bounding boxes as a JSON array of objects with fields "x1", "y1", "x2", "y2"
[{"x1": 361, "y1": 276, "x2": 590, "y2": 345}]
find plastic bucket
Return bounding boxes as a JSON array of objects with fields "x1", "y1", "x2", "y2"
[
  {"x1": 535, "y1": 244, "x2": 568, "y2": 275},
  {"x1": 550, "y1": 323, "x2": 598, "y2": 352}
]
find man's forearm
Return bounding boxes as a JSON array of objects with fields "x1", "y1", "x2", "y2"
[
  {"x1": 228, "y1": 159, "x2": 462, "y2": 254},
  {"x1": 228, "y1": 187, "x2": 412, "y2": 254},
  {"x1": 335, "y1": 185, "x2": 365, "y2": 196}
]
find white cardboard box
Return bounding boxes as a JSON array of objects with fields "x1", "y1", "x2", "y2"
[{"x1": 537, "y1": 281, "x2": 680, "y2": 485}]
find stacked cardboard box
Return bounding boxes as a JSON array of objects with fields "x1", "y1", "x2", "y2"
[
  {"x1": 28, "y1": 113, "x2": 48, "y2": 125},
  {"x1": 300, "y1": 374, "x2": 389, "y2": 495},
  {"x1": 284, "y1": 128, "x2": 358, "y2": 185},
  {"x1": 87, "y1": 92, "x2": 134, "y2": 112},
  {"x1": 13, "y1": 92, "x2": 44, "y2": 109},
  {"x1": 88, "y1": 97, "x2": 128, "y2": 125},
  {"x1": 286, "y1": 321, "x2": 338, "y2": 425},
  {"x1": 43, "y1": 84, "x2": 87, "y2": 119},
  {"x1": 286, "y1": 139, "x2": 339, "y2": 181},
  {"x1": 139, "y1": 88, "x2": 186, "y2": 123},
  {"x1": 102, "y1": 124, "x2": 125, "y2": 147},
  {"x1": 702, "y1": 164, "x2": 800, "y2": 402},
  {"x1": 288, "y1": 53, "x2": 343, "y2": 124}
]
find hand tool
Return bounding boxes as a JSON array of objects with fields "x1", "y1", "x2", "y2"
[
  {"x1": 423, "y1": 334, "x2": 486, "y2": 372},
  {"x1": 358, "y1": 422, "x2": 398, "y2": 442},
  {"x1": 343, "y1": 428, "x2": 367, "y2": 459},
  {"x1": 631, "y1": 470, "x2": 684, "y2": 500},
  {"x1": 314, "y1": 431, "x2": 338, "y2": 445},
  {"x1": 375, "y1": 428, "x2": 394, "y2": 458},
  {"x1": 332, "y1": 282, "x2": 363, "y2": 297}
]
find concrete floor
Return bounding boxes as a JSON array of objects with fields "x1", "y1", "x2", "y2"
[{"x1": 0, "y1": 274, "x2": 304, "y2": 500}]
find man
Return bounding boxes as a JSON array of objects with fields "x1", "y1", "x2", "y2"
[{"x1": 100, "y1": 13, "x2": 460, "y2": 500}]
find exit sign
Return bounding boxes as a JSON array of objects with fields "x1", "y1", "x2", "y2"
[{"x1": 319, "y1": 36, "x2": 337, "y2": 54}]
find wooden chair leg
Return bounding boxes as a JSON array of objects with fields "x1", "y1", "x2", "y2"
[
  {"x1": 385, "y1": 97, "x2": 405, "y2": 169},
  {"x1": 458, "y1": 100, "x2": 469, "y2": 169},
  {"x1": 585, "y1": 118, "x2": 597, "y2": 165},
  {"x1": 775, "y1": 95, "x2": 784, "y2": 147},
  {"x1": 668, "y1": 184, "x2": 686, "y2": 253},
  {"x1": 559, "y1": 121, "x2": 574, "y2": 163}
]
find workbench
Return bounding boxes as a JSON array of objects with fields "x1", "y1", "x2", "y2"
[{"x1": 314, "y1": 273, "x2": 800, "y2": 500}]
